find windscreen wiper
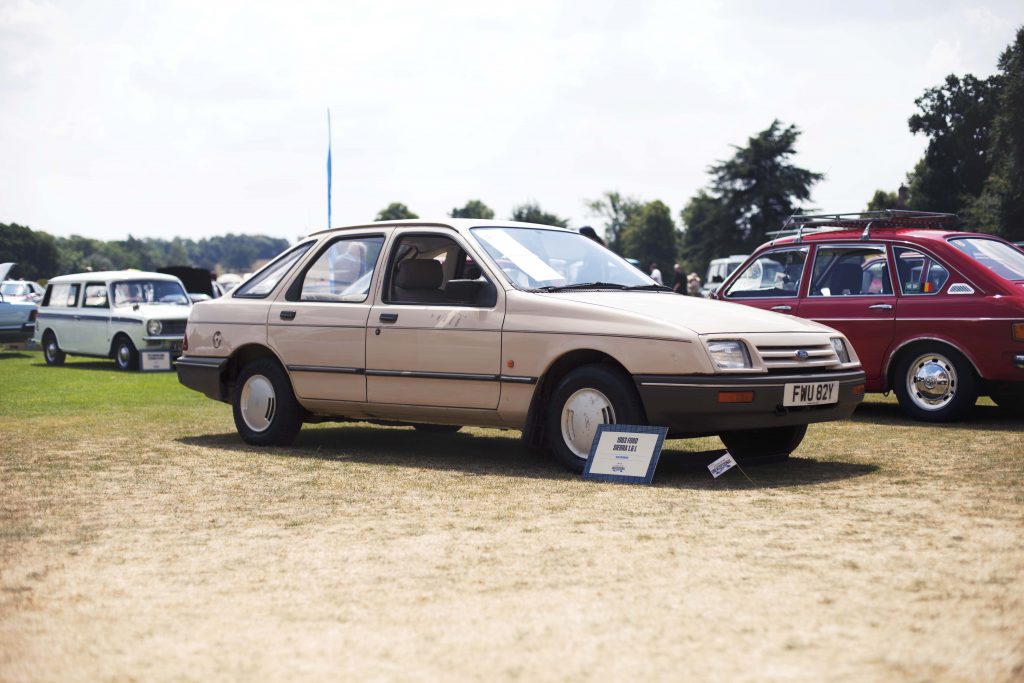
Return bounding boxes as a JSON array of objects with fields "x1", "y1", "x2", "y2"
[
  {"x1": 623, "y1": 283, "x2": 672, "y2": 291},
  {"x1": 533, "y1": 282, "x2": 630, "y2": 292}
]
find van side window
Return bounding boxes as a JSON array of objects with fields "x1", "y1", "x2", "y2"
[
  {"x1": 83, "y1": 284, "x2": 109, "y2": 308},
  {"x1": 46, "y1": 283, "x2": 80, "y2": 308}
]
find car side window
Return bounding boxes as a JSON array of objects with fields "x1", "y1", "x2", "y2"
[
  {"x1": 385, "y1": 233, "x2": 497, "y2": 307},
  {"x1": 45, "y1": 283, "x2": 80, "y2": 308},
  {"x1": 297, "y1": 236, "x2": 385, "y2": 303},
  {"x1": 725, "y1": 248, "x2": 807, "y2": 298},
  {"x1": 83, "y1": 283, "x2": 109, "y2": 308},
  {"x1": 809, "y1": 245, "x2": 891, "y2": 296},
  {"x1": 894, "y1": 247, "x2": 950, "y2": 295}
]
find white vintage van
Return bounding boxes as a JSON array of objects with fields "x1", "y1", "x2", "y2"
[{"x1": 35, "y1": 270, "x2": 191, "y2": 370}]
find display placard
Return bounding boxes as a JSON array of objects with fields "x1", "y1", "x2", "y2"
[
  {"x1": 141, "y1": 350, "x2": 172, "y2": 372},
  {"x1": 582, "y1": 424, "x2": 668, "y2": 485}
]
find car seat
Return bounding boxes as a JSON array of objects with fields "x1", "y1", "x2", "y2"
[
  {"x1": 828, "y1": 262, "x2": 863, "y2": 296},
  {"x1": 392, "y1": 259, "x2": 447, "y2": 304}
]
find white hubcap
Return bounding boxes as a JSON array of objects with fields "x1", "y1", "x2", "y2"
[
  {"x1": 561, "y1": 388, "x2": 616, "y2": 459},
  {"x1": 907, "y1": 353, "x2": 957, "y2": 410},
  {"x1": 241, "y1": 375, "x2": 276, "y2": 432}
]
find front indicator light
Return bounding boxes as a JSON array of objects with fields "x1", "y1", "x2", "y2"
[
  {"x1": 852, "y1": 384, "x2": 866, "y2": 395},
  {"x1": 1012, "y1": 322, "x2": 1024, "y2": 342},
  {"x1": 707, "y1": 340, "x2": 751, "y2": 370},
  {"x1": 718, "y1": 391, "x2": 754, "y2": 403}
]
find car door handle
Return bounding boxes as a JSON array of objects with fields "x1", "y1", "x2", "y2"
[
  {"x1": 279, "y1": 310, "x2": 296, "y2": 320},
  {"x1": 868, "y1": 304, "x2": 893, "y2": 310},
  {"x1": 379, "y1": 313, "x2": 398, "y2": 323},
  {"x1": 770, "y1": 305, "x2": 792, "y2": 312}
]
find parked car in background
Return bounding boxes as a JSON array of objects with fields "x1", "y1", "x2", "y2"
[
  {"x1": 1, "y1": 279, "x2": 45, "y2": 303},
  {"x1": 715, "y1": 211, "x2": 1024, "y2": 421},
  {"x1": 177, "y1": 219, "x2": 865, "y2": 472},
  {"x1": 35, "y1": 270, "x2": 191, "y2": 370},
  {"x1": 701, "y1": 255, "x2": 747, "y2": 297},
  {"x1": 0, "y1": 263, "x2": 38, "y2": 345},
  {"x1": 158, "y1": 266, "x2": 224, "y2": 303}
]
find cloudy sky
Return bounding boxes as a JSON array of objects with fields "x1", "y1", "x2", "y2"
[{"x1": 1, "y1": 0, "x2": 1021, "y2": 242}]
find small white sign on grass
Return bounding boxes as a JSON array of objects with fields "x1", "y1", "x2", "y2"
[
  {"x1": 708, "y1": 452, "x2": 738, "y2": 478},
  {"x1": 141, "y1": 351, "x2": 172, "y2": 372}
]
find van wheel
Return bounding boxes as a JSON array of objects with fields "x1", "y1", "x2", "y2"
[
  {"x1": 894, "y1": 346, "x2": 976, "y2": 422},
  {"x1": 42, "y1": 331, "x2": 65, "y2": 366},
  {"x1": 113, "y1": 336, "x2": 139, "y2": 371},
  {"x1": 232, "y1": 358, "x2": 303, "y2": 446},
  {"x1": 412, "y1": 424, "x2": 462, "y2": 433},
  {"x1": 719, "y1": 424, "x2": 807, "y2": 463},
  {"x1": 545, "y1": 364, "x2": 645, "y2": 473}
]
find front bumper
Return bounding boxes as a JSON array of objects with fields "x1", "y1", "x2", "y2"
[
  {"x1": 634, "y1": 369, "x2": 866, "y2": 437},
  {"x1": 176, "y1": 355, "x2": 229, "y2": 401}
]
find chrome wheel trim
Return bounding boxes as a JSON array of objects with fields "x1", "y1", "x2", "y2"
[
  {"x1": 45, "y1": 340, "x2": 58, "y2": 361},
  {"x1": 560, "y1": 387, "x2": 616, "y2": 459},
  {"x1": 240, "y1": 374, "x2": 276, "y2": 433},
  {"x1": 116, "y1": 342, "x2": 132, "y2": 369},
  {"x1": 906, "y1": 352, "x2": 957, "y2": 411}
]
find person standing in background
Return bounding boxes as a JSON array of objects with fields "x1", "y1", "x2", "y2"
[
  {"x1": 687, "y1": 272, "x2": 702, "y2": 296},
  {"x1": 649, "y1": 262, "x2": 663, "y2": 285},
  {"x1": 671, "y1": 264, "x2": 685, "y2": 293}
]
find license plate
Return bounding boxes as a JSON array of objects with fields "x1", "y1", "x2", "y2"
[{"x1": 783, "y1": 381, "x2": 839, "y2": 406}]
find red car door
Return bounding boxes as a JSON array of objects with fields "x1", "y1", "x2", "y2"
[{"x1": 796, "y1": 243, "x2": 896, "y2": 387}]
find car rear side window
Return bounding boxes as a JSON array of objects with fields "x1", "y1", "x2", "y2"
[
  {"x1": 725, "y1": 248, "x2": 807, "y2": 298},
  {"x1": 894, "y1": 247, "x2": 950, "y2": 295},
  {"x1": 45, "y1": 283, "x2": 80, "y2": 308},
  {"x1": 810, "y1": 245, "x2": 891, "y2": 296},
  {"x1": 949, "y1": 237, "x2": 1024, "y2": 281},
  {"x1": 294, "y1": 236, "x2": 385, "y2": 303},
  {"x1": 234, "y1": 242, "x2": 314, "y2": 299}
]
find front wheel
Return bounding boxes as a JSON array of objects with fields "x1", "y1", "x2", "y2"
[
  {"x1": 893, "y1": 347, "x2": 976, "y2": 422},
  {"x1": 113, "y1": 336, "x2": 139, "y2": 371},
  {"x1": 545, "y1": 364, "x2": 645, "y2": 473},
  {"x1": 719, "y1": 424, "x2": 807, "y2": 463},
  {"x1": 42, "y1": 331, "x2": 65, "y2": 366},
  {"x1": 232, "y1": 358, "x2": 303, "y2": 446}
]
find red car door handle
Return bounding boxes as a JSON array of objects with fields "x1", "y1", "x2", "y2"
[
  {"x1": 868, "y1": 304, "x2": 893, "y2": 310},
  {"x1": 770, "y1": 305, "x2": 792, "y2": 312}
]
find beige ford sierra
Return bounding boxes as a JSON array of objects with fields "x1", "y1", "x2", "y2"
[{"x1": 177, "y1": 220, "x2": 866, "y2": 471}]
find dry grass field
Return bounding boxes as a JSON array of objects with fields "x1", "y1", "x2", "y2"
[{"x1": 1, "y1": 352, "x2": 1022, "y2": 682}]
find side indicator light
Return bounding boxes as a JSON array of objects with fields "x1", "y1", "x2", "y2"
[
  {"x1": 1012, "y1": 322, "x2": 1024, "y2": 342},
  {"x1": 182, "y1": 331, "x2": 189, "y2": 352},
  {"x1": 852, "y1": 384, "x2": 866, "y2": 395},
  {"x1": 718, "y1": 391, "x2": 754, "y2": 404}
]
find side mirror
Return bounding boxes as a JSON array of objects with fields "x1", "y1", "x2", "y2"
[{"x1": 445, "y1": 279, "x2": 497, "y2": 307}]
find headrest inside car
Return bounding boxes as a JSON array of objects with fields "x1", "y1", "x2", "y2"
[{"x1": 395, "y1": 259, "x2": 443, "y2": 290}]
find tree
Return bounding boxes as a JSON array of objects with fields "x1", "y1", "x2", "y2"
[
  {"x1": 450, "y1": 200, "x2": 495, "y2": 219},
  {"x1": 584, "y1": 191, "x2": 643, "y2": 254},
  {"x1": 0, "y1": 223, "x2": 60, "y2": 280},
  {"x1": 375, "y1": 202, "x2": 418, "y2": 221},
  {"x1": 966, "y1": 27, "x2": 1024, "y2": 240},
  {"x1": 679, "y1": 120, "x2": 822, "y2": 275},
  {"x1": 905, "y1": 73, "x2": 1004, "y2": 214},
  {"x1": 620, "y1": 200, "x2": 678, "y2": 279},
  {"x1": 510, "y1": 202, "x2": 568, "y2": 227},
  {"x1": 866, "y1": 189, "x2": 900, "y2": 212}
]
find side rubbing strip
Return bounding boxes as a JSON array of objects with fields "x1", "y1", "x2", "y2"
[{"x1": 287, "y1": 365, "x2": 365, "y2": 375}]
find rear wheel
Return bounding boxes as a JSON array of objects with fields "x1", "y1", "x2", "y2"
[
  {"x1": 545, "y1": 364, "x2": 644, "y2": 473},
  {"x1": 232, "y1": 358, "x2": 303, "y2": 446},
  {"x1": 719, "y1": 424, "x2": 807, "y2": 463},
  {"x1": 893, "y1": 346, "x2": 976, "y2": 422},
  {"x1": 42, "y1": 331, "x2": 65, "y2": 366},
  {"x1": 113, "y1": 336, "x2": 139, "y2": 371}
]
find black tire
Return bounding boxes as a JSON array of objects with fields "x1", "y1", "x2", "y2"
[
  {"x1": 412, "y1": 424, "x2": 462, "y2": 433},
  {"x1": 719, "y1": 424, "x2": 807, "y2": 464},
  {"x1": 42, "y1": 330, "x2": 65, "y2": 366},
  {"x1": 232, "y1": 358, "x2": 303, "y2": 446},
  {"x1": 545, "y1": 364, "x2": 645, "y2": 473},
  {"x1": 893, "y1": 346, "x2": 977, "y2": 422},
  {"x1": 113, "y1": 335, "x2": 139, "y2": 371}
]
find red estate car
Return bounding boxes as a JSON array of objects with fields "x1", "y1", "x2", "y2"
[{"x1": 714, "y1": 211, "x2": 1024, "y2": 422}]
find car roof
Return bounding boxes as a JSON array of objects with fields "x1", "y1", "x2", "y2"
[
  {"x1": 47, "y1": 270, "x2": 185, "y2": 284},
  {"x1": 305, "y1": 218, "x2": 574, "y2": 238},
  {"x1": 763, "y1": 228, "x2": 997, "y2": 249}
]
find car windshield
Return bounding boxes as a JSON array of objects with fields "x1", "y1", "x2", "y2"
[
  {"x1": 111, "y1": 279, "x2": 190, "y2": 306},
  {"x1": 470, "y1": 227, "x2": 656, "y2": 290},
  {"x1": 949, "y1": 238, "x2": 1024, "y2": 281}
]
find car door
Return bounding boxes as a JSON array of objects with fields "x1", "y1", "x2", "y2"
[
  {"x1": 720, "y1": 247, "x2": 809, "y2": 314},
  {"x1": 79, "y1": 282, "x2": 112, "y2": 354},
  {"x1": 365, "y1": 229, "x2": 504, "y2": 409},
  {"x1": 45, "y1": 282, "x2": 82, "y2": 352},
  {"x1": 796, "y1": 243, "x2": 896, "y2": 384},
  {"x1": 267, "y1": 233, "x2": 387, "y2": 402}
]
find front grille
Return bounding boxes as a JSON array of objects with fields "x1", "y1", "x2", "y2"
[
  {"x1": 159, "y1": 319, "x2": 187, "y2": 336},
  {"x1": 755, "y1": 343, "x2": 840, "y2": 373}
]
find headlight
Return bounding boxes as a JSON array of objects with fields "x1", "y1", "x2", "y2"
[
  {"x1": 831, "y1": 337, "x2": 851, "y2": 364},
  {"x1": 147, "y1": 319, "x2": 163, "y2": 336},
  {"x1": 707, "y1": 340, "x2": 751, "y2": 370}
]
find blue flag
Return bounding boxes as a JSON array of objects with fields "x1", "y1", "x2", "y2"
[{"x1": 326, "y1": 108, "x2": 332, "y2": 228}]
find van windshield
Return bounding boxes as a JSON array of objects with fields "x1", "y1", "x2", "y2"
[
  {"x1": 112, "y1": 280, "x2": 190, "y2": 306},
  {"x1": 948, "y1": 238, "x2": 1024, "y2": 281}
]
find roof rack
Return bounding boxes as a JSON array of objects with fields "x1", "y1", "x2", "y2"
[{"x1": 773, "y1": 210, "x2": 961, "y2": 243}]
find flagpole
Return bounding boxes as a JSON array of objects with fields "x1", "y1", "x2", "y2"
[{"x1": 326, "y1": 108, "x2": 333, "y2": 229}]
